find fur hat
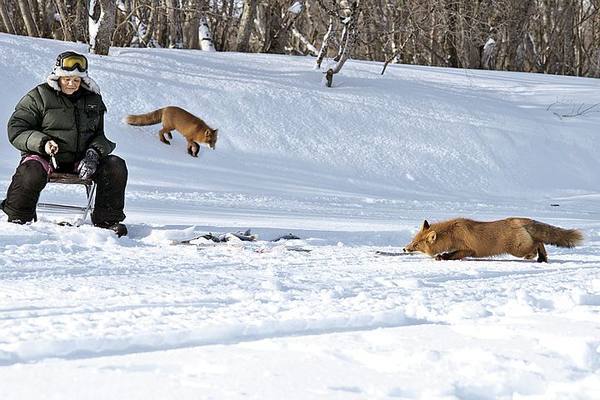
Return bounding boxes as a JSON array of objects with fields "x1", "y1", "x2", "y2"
[{"x1": 46, "y1": 51, "x2": 101, "y2": 94}]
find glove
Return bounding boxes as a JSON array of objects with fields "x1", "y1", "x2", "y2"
[
  {"x1": 78, "y1": 148, "x2": 100, "y2": 179},
  {"x1": 44, "y1": 140, "x2": 59, "y2": 155}
]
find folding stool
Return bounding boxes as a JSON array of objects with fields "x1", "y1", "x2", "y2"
[{"x1": 37, "y1": 172, "x2": 96, "y2": 226}]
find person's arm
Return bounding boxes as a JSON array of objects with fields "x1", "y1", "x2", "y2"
[{"x1": 7, "y1": 89, "x2": 51, "y2": 154}]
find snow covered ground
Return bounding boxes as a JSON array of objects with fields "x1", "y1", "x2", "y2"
[{"x1": 0, "y1": 33, "x2": 599, "y2": 399}]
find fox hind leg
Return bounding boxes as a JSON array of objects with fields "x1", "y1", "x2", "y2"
[
  {"x1": 159, "y1": 129, "x2": 172, "y2": 145},
  {"x1": 537, "y1": 243, "x2": 548, "y2": 263}
]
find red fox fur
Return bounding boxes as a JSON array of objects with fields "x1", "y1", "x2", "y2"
[
  {"x1": 125, "y1": 106, "x2": 218, "y2": 157},
  {"x1": 404, "y1": 218, "x2": 583, "y2": 262}
]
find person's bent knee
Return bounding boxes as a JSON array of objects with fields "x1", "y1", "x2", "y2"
[
  {"x1": 18, "y1": 160, "x2": 48, "y2": 190},
  {"x1": 105, "y1": 155, "x2": 126, "y2": 168},
  {"x1": 101, "y1": 155, "x2": 127, "y2": 175}
]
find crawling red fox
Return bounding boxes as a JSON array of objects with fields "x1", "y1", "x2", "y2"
[{"x1": 404, "y1": 218, "x2": 583, "y2": 262}]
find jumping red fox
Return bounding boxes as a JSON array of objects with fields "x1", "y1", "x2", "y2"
[
  {"x1": 404, "y1": 218, "x2": 583, "y2": 262},
  {"x1": 125, "y1": 106, "x2": 218, "y2": 157}
]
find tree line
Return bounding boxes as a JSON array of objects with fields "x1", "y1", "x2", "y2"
[{"x1": 2, "y1": 0, "x2": 599, "y2": 78}]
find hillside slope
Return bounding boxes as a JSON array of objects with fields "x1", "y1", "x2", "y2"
[{"x1": 1, "y1": 34, "x2": 599, "y2": 225}]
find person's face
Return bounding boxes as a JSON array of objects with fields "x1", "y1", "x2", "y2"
[{"x1": 58, "y1": 76, "x2": 81, "y2": 95}]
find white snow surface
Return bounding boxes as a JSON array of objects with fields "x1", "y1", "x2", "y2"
[{"x1": 1, "y1": 33, "x2": 599, "y2": 399}]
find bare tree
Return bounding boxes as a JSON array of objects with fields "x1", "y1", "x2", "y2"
[
  {"x1": 261, "y1": 1, "x2": 306, "y2": 53},
  {"x1": 90, "y1": 0, "x2": 116, "y2": 55},
  {"x1": 321, "y1": 0, "x2": 362, "y2": 87},
  {"x1": 198, "y1": 15, "x2": 216, "y2": 50},
  {"x1": 53, "y1": 0, "x2": 74, "y2": 41},
  {"x1": 236, "y1": 0, "x2": 257, "y2": 52},
  {"x1": 502, "y1": 0, "x2": 535, "y2": 71},
  {"x1": 167, "y1": 0, "x2": 184, "y2": 48},
  {"x1": 0, "y1": 1, "x2": 17, "y2": 34},
  {"x1": 17, "y1": 0, "x2": 40, "y2": 36},
  {"x1": 73, "y1": 0, "x2": 88, "y2": 42},
  {"x1": 184, "y1": 0, "x2": 202, "y2": 49},
  {"x1": 316, "y1": 16, "x2": 334, "y2": 68}
]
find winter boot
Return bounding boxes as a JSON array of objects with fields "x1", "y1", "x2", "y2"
[{"x1": 95, "y1": 221, "x2": 128, "y2": 237}]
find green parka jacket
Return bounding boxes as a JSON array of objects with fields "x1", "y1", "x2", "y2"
[{"x1": 7, "y1": 82, "x2": 116, "y2": 165}]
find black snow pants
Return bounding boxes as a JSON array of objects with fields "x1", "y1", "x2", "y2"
[{"x1": 1, "y1": 155, "x2": 127, "y2": 225}]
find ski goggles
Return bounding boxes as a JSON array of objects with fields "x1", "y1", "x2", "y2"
[{"x1": 56, "y1": 53, "x2": 88, "y2": 72}]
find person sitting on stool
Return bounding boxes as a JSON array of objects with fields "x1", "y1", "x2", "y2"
[{"x1": 1, "y1": 51, "x2": 128, "y2": 237}]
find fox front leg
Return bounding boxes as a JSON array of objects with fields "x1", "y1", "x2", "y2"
[
  {"x1": 435, "y1": 250, "x2": 475, "y2": 260},
  {"x1": 187, "y1": 141, "x2": 200, "y2": 157}
]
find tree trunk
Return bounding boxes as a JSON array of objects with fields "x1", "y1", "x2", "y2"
[
  {"x1": 73, "y1": 0, "x2": 88, "y2": 42},
  {"x1": 316, "y1": 17, "x2": 334, "y2": 69},
  {"x1": 156, "y1": 0, "x2": 169, "y2": 47},
  {"x1": 592, "y1": 4, "x2": 600, "y2": 77},
  {"x1": 443, "y1": 0, "x2": 460, "y2": 67},
  {"x1": 291, "y1": 27, "x2": 318, "y2": 55},
  {"x1": 90, "y1": 0, "x2": 116, "y2": 56},
  {"x1": 54, "y1": 0, "x2": 74, "y2": 41},
  {"x1": 264, "y1": 1, "x2": 305, "y2": 54},
  {"x1": 199, "y1": 16, "x2": 216, "y2": 51},
  {"x1": 141, "y1": 0, "x2": 160, "y2": 47},
  {"x1": 211, "y1": 0, "x2": 234, "y2": 51},
  {"x1": 326, "y1": 0, "x2": 361, "y2": 87},
  {"x1": 563, "y1": 0, "x2": 576, "y2": 75},
  {"x1": 28, "y1": 0, "x2": 41, "y2": 34},
  {"x1": 34, "y1": 0, "x2": 53, "y2": 38},
  {"x1": 0, "y1": 1, "x2": 16, "y2": 34},
  {"x1": 236, "y1": 0, "x2": 257, "y2": 52},
  {"x1": 18, "y1": 0, "x2": 40, "y2": 36},
  {"x1": 261, "y1": 4, "x2": 279, "y2": 53},
  {"x1": 185, "y1": 0, "x2": 203, "y2": 49},
  {"x1": 505, "y1": 0, "x2": 534, "y2": 71},
  {"x1": 167, "y1": 0, "x2": 184, "y2": 48}
]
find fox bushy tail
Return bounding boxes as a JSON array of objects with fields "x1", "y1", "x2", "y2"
[
  {"x1": 124, "y1": 108, "x2": 164, "y2": 126},
  {"x1": 525, "y1": 221, "x2": 583, "y2": 248}
]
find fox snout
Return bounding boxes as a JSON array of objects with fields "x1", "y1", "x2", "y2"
[
  {"x1": 403, "y1": 244, "x2": 415, "y2": 253},
  {"x1": 207, "y1": 129, "x2": 218, "y2": 150}
]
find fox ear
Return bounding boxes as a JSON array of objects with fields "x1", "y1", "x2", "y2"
[
  {"x1": 426, "y1": 231, "x2": 437, "y2": 243},
  {"x1": 422, "y1": 220, "x2": 430, "y2": 230}
]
